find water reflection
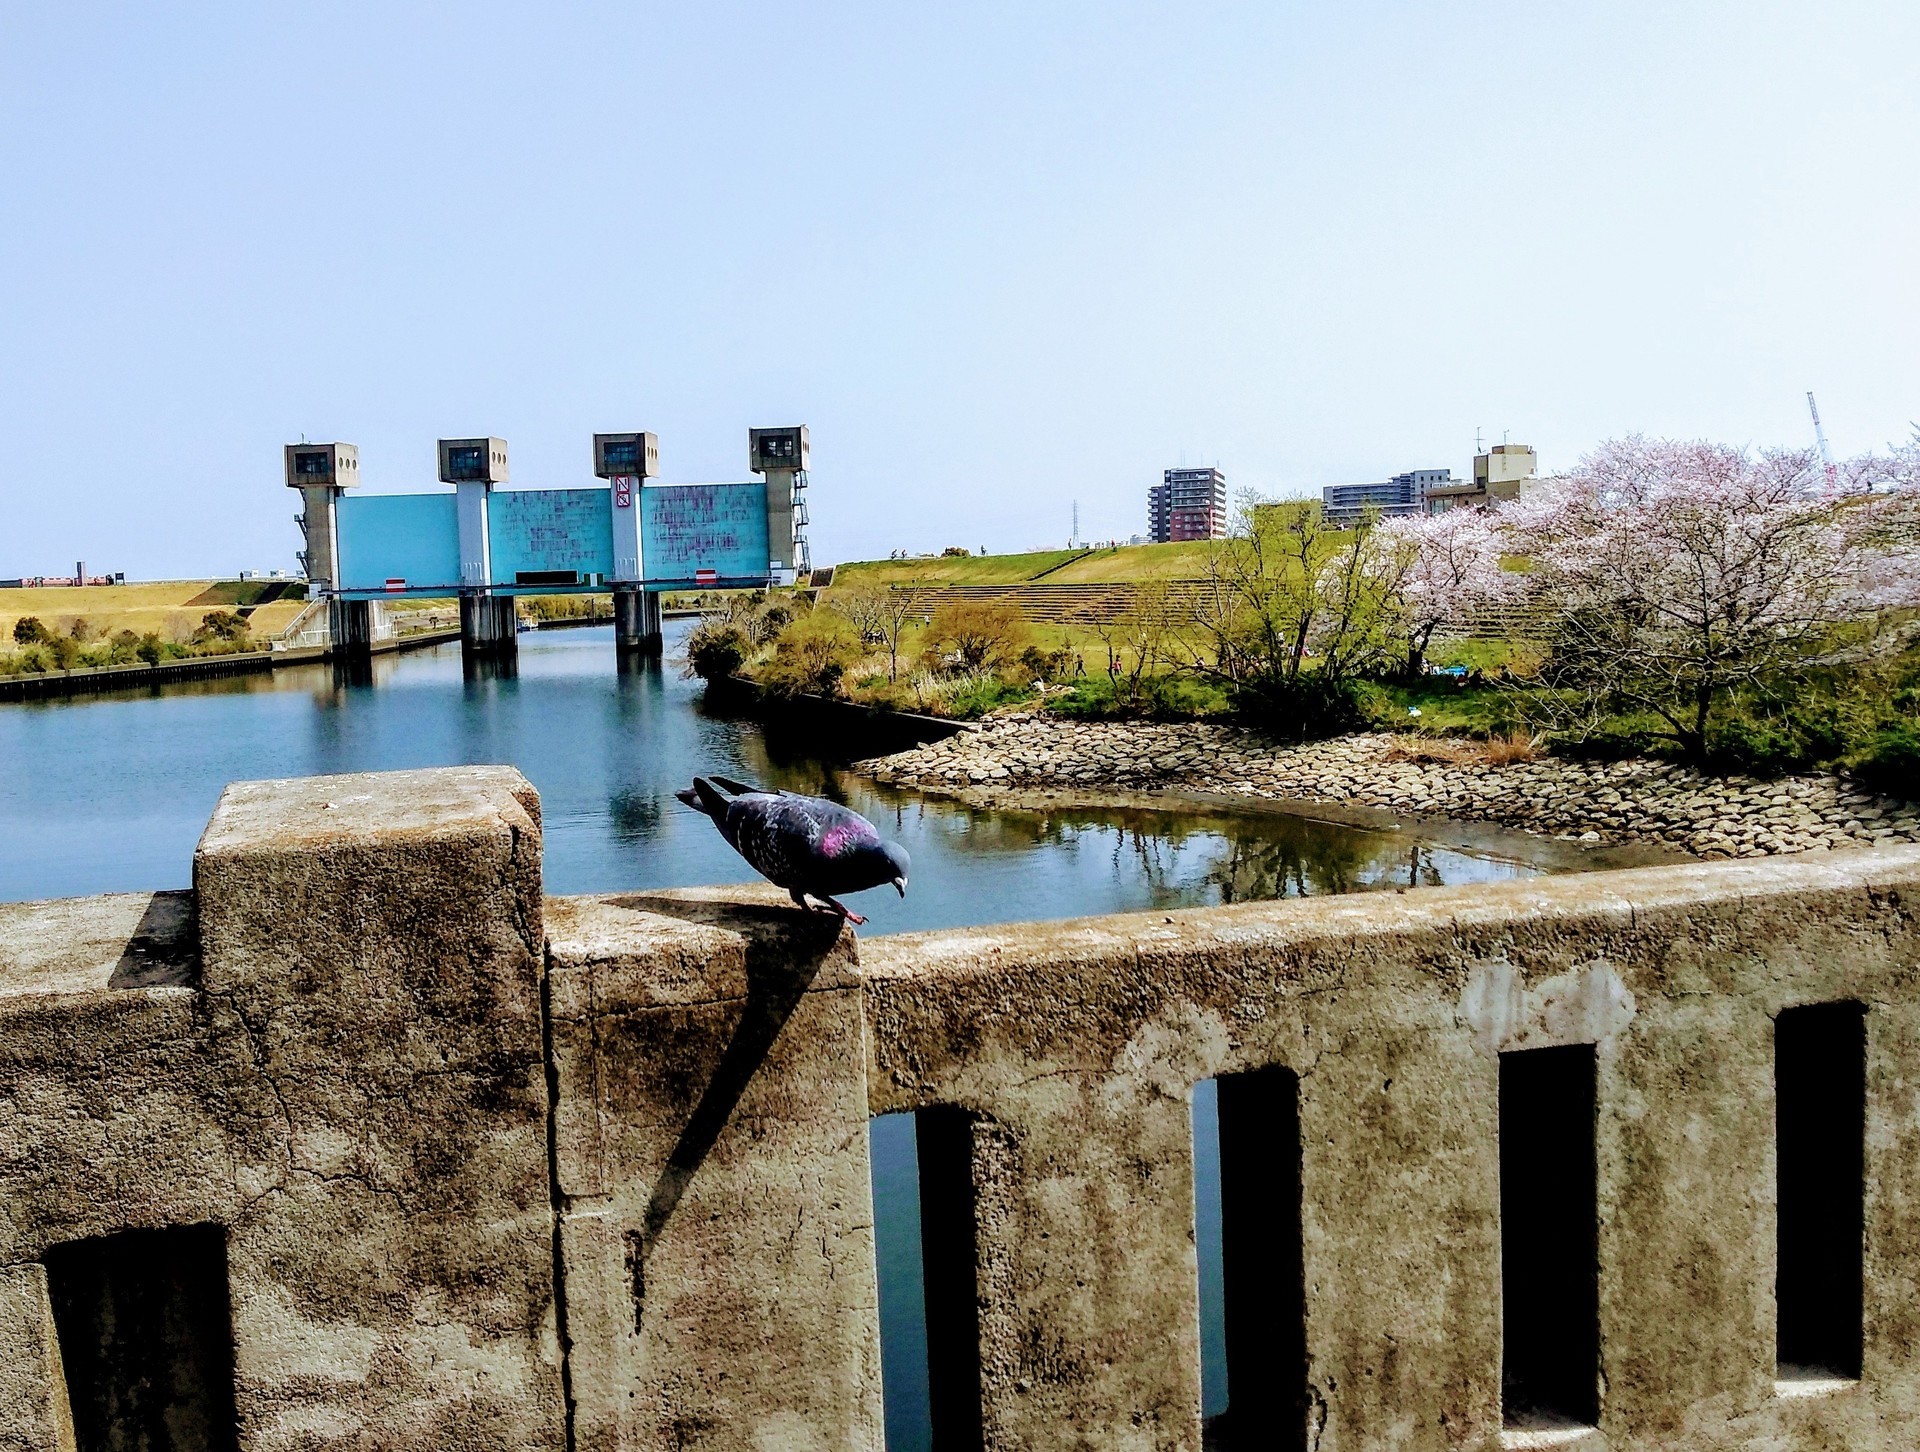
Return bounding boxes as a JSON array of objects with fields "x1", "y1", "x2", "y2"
[{"x1": 0, "y1": 622, "x2": 1539, "y2": 922}]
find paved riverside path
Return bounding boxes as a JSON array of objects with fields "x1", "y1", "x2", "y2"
[{"x1": 863, "y1": 715, "x2": 1920, "y2": 858}]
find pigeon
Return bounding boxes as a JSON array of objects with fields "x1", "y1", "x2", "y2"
[{"x1": 674, "y1": 775, "x2": 909, "y2": 925}]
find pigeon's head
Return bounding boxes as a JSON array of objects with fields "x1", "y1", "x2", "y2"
[{"x1": 882, "y1": 840, "x2": 910, "y2": 896}]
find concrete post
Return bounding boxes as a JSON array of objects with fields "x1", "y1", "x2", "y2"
[
  {"x1": 543, "y1": 890, "x2": 883, "y2": 1452},
  {"x1": 299, "y1": 485, "x2": 342, "y2": 594},
  {"x1": 327, "y1": 598, "x2": 374, "y2": 662},
  {"x1": 460, "y1": 592, "x2": 518, "y2": 663},
  {"x1": 192, "y1": 767, "x2": 565, "y2": 1447},
  {"x1": 764, "y1": 467, "x2": 798, "y2": 580},
  {"x1": 613, "y1": 586, "x2": 662, "y2": 655}
]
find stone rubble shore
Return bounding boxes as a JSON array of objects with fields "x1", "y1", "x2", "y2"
[{"x1": 860, "y1": 715, "x2": 1920, "y2": 859}]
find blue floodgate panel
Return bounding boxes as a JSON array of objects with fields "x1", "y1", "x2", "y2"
[
  {"x1": 871, "y1": 1111, "x2": 933, "y2": 1452},
  {"x1": 336, "y1": 493, "x2": 461, "y2": 592},
  {"x1": 640, "y1": 482, "x2": 769, "y2": 584},
  {"x1": 488, "y1": 488, "x2": 614, "y2": 586}
]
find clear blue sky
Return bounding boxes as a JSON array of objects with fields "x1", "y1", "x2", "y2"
[{"x1": 3, "y1": 2, "x2": 1916, "y2": 576}]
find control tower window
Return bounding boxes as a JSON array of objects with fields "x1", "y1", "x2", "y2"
[
  {"x1": 293, "y1": 452, "x2": 330, "y2": 477},
  {"x1": 603, "y1": 442, "x2": 639, "y2": 472},
  {"x1": 447, "y1": 446, "x2": 485, "y2": 480}
]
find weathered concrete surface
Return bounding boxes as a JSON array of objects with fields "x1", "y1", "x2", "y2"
[
  {"x1": 859, "y1": 844, "x2": 1920, "y2": 1451},
  {"x1": 0, "y1": 766, "x2": 565, "y2": 1450},
  {"x1": 6, "y1": 766, "x2": 1920, "y2": 1451},
  {"x1": 544, "y1": 886, "x2": 883, "y2": 1452},
  {"x1": 0, "y1": 1264, "x2": 76, "y2": 1452}
]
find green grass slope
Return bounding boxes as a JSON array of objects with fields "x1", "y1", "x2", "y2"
[{"x1": 828, "y1": 541, "x2": 1222, "y2": 589}]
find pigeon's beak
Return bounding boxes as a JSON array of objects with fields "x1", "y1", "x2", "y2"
[{"x1": 892, "y1": 876, "x2": 907, "y2": 898}]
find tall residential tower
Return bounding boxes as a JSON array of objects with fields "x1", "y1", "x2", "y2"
[{"x1": 1148, "y1": 467, "x2": 1228, "y2": 542}]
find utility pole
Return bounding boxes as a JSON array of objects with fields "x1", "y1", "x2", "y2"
[{"x1": 1807, "y1": 392, "x2": 1840, "y2": 492}]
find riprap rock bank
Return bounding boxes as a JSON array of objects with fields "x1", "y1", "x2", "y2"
[{"x1": 862, "y1": 715, "x2": 1920, "y2": 858}]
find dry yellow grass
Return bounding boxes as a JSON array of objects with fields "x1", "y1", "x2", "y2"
[
  {"x1": 1381, "y1": 730, "x2": 1538, "y2": 766},
  {"x1": 0, "y1": 581, "x2": 305, "y2": 645}
]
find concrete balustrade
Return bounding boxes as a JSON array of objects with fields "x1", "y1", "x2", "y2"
[{"x1": 1, "y1": 765, "x2": 1918, "y2": 1449}]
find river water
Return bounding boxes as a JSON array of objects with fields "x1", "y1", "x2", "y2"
[{"x1": 0, "y1": 620, "x2": 1562, "y2": 1447}]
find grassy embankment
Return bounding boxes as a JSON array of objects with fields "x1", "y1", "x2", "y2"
[
  {"x1": 0, "y1": 580, "x2": 319, "y2": 675},
  {"x1": 0, "y1": 580, "x2": 309, "y2": 648},
  {"x1": 827, "y1": 540, "x2": 1222, "y2": 589}
]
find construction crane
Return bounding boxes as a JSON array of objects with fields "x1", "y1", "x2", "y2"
[{"x1": 1806, "y1": 392, "x2": 1840, "y2": 492}]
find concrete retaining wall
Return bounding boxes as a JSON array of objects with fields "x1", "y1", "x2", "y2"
[{"x1": 3, "y1": 766, "x2": 1919, "y2": 1449}]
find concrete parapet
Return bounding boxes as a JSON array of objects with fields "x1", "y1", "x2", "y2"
[
  {"x1": 545, "y1": 889, "x2": 879, "y2": 1451},
  {"x1": 4, "y1": 767, "x2": 1920, "y2": 1449},
  {"x1": 0, "y1": 767, "x2": 564, "y2": 1450}
]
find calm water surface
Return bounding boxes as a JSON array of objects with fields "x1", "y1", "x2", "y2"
[
  {"x1": 0, "y1": 621, "x2": 1551, "y2": 1449},
  {"x1": 0, "y1": 621, "x2": 1539, "y2": 915}
]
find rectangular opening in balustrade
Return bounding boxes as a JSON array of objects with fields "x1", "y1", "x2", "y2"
[
  {"x1": 43, "y1": 1222, "x2": 240, "y2": 1452},
  {"x1": 870, "y1": 1108, "x2": 984, "y2": 1452},
  {"x1": 1776, "y1": 1000, "x2": 1866, "y2": 1383},
  {"x1": 1500, "y1": 1044, "x2": 1599, "y2": 1431},
  {"x1": 1192, "y1": 1067, "x2": 1307, "y2": 1452}
]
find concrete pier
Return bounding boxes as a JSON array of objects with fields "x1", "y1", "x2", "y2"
[
  {"x1": 326, "y1": 598, "x2": 377, "y2": 661},
  {"x1": 613, "y1": 586, "x2": 663, "y2": 655},
  {"x1": 459, "y1": 592, "x2": 518, "y2": 663}
]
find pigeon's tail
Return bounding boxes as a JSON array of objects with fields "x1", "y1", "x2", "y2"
[{"x1": 675, "y1": 777, "x2": 736, "y2": 819}]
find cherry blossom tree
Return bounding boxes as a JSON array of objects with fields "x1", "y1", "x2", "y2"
[
  {"x1": 1491, "y1": 436, "x2": 1915, "y2": 760},
  {"x1": 1375, "y1": 508, "x2": 1512, "y2": 677}
]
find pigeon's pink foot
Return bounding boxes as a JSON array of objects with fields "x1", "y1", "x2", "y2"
[{"x1": 821, "y1": 895, "x2": 866, "y2": 926}]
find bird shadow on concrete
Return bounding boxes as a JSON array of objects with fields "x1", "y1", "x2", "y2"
[{"x1": 603, "y1": 893, "x2": 851, "y2": 1319}]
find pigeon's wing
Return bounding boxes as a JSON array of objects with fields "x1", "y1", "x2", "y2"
[
  {"x1": 726, "y1": 793, "x2": 834, "y2": 888},
  {"x1": 708, "y1": 774, "x2": 765, "y2": 797}
]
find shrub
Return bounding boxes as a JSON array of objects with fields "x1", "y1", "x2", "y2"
[
  {"x1": 1047, "y1": 675, "x2": 1121, "y2": 719},
  {"x1": 136, "y1": 634, "x2": 164, "y2": 667},
  {"x1": 520, "y1": 594, "x2": 611, "y2": 622},
  {"x1": 12, "y1": 616, "x2": 49, "y2": 646},
  {"x1": 1019, "y1": 644, "x2": 1076, "y2": 685},
  {"x1": 682, "y1": 617, "x2": 751, "y2": 681},
  {"x1": 752, "y1": 602, "x2": 794, "y2": 644},
  {"x1": 1232, "y1": 673, "x2": 1371, "y2": 742},
  {"x1": 1849, "y1": 725, "x2": 1920, "y2": 800},
  {"x1": 941, "y1": 546, "x2": 971, "y2": 557},
  {"x1": 923, "y1": 600, "x2": 1026, "y2": 674},
  {"x1": 194, "y1": 610, "x2": 250, "y2": 646},
  {"x1": 758, "y1": 613, "x2": 859, "y2": 698},
  {"x1": 1043, "y1": 671, "x2": 1232, "y2": 721}
]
